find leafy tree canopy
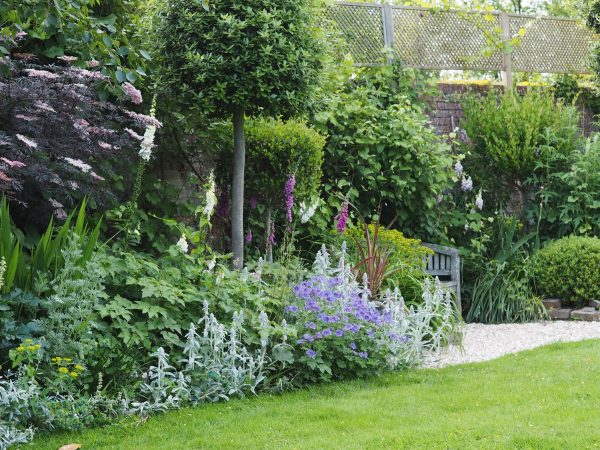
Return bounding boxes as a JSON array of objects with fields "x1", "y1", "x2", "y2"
[{"x1": 153, "y1": 0, "x2": 324, "y2": 117}]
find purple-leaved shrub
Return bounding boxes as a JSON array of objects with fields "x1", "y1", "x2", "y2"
[{"x1": 0, "y1": 58, "x2": 154, "y2": 228}]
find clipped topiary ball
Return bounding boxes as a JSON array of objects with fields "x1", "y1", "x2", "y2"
[{"x1": 534, "y1": 236, "x2": 600, "y2": 307}]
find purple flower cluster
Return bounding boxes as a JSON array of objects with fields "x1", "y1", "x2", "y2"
[
  {"x1": 284, "y1": 175, "x2": 296, "y2": 223},
  {"x1": 335, "y1": 200, "x2": 349, "y2": 234},
  {"x1": 288, "y1": 275, "x2": 393, "y2": 360}
]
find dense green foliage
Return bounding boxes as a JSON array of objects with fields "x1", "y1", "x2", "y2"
[
  {"x1": 0, "y1": 0, "x2": 149, "y2": 90},
  {"x1": 465, "y1": 218, "x2": 546, "y2": 323},
  {"x1": 461, "y1": 90, "x2": 580, "y2": 210},
  {"x1": 212, "y1": 117, "x2": 325, "y2": 216},
  {"x1": 0, "y1": 198, "x2": 100, "y2": 295},
  {"x1": 532, "y1": 134, "x2": 600, "y2": 237},
  {"x1": 313, "y1": 64, "x2": 454, "y2": 237},
  {"x1": 534, "y1": 236, "x2": 600, "y2": 306},
  {"x1": 153, "y1": 0, "x2": 323, "y2": 117},
  {"x1": 244, "y1": 118, "x2": 325, "y2": 209},
  {"x1": 30, "y1": 340, "x2": 600, "y2": 449}
]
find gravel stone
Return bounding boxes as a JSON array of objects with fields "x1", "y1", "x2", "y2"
[{"x1": 424, "y1": 322, "x2": 600, "y2": 368}]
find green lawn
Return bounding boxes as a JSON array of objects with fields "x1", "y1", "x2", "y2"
[{"x1": 28, "y1": 340, "x2": 600, "y2": 450}]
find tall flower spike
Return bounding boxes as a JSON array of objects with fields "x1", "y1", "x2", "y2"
[
  {"x1": 475, "y1": 190, "x2": 484, "y2": 210},
  {"x1": 335, "y1": 200, "x2": 349, "y2": 234},
  {"x1": 313, "y1": 244, "x2": 330, "y2": 275},
  {"x1": 138, "y1": 97, "x2": 158, "y2": 161},
  {"x1": 203, "y1": 171, "x2": 217, "y2": 218},
  {"x1": 300, "y1": 198, "x2": 319, "y2": 224},
  {"x1": 284, "y1": 175, "x2": 296, "y2": 223}
]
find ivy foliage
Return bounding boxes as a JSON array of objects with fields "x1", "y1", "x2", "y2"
[{"x1": 152, "y1": 0, "x2": 324, "y2": 117}]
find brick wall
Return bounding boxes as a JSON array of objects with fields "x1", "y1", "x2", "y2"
[{"x1": 425, "y1": 81, "x2": 597, "y2": 136}]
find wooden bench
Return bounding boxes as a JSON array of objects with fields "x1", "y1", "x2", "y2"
[{"x1": 422, "y1": 243, "x2": 461, "y2": 312}]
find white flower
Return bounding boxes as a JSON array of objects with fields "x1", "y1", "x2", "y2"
[
  {"x1": 461, "y1": 175, "x2": 473, "y2": 192},
  {"x1": 454, "y1": 161, "x2": 463, "y2": 177},
  {"x1": 207, "y1": 258, "x2": 216, "y2": 271},
  {"x1": 176, "y1": 235, "x2": 188, "y2": 253},
  {"x1": 63, "y1": 157, "x2": 91, "y2": 173},
  {"x1": 203, "y1": 172, "x2": 217, "y2": 218},
  {"x1": 475, "y1": 191, "x2": 484, "y2": 210},
  {"x1": 299, "y1": 199, "x2": 319, "y2": 224},
  {"x1": 139, "y1": 125, "x2": 156, "y2": 161},
  {"x1": 16, "y1": 134, "x2": 37, "y2": 148}
]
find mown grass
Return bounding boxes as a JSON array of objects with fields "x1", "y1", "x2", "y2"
[{"x1": 28, "y1": 339, "x2": 600, "y2": 449}]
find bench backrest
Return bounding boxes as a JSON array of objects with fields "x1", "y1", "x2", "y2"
[
  {"x1": 422, "y1": 244, "x2": 458, "y2": 278},
  {"x1": 422, "y1": 243, "x2": 461, "y2": 311}
]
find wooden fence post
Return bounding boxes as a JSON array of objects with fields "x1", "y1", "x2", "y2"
[
  {"x1": 382, "y1": 3, "x2": 394, "y2": 63},
  {"x1": 499, "y1": 12, "x2": 513, "y2": 89}
]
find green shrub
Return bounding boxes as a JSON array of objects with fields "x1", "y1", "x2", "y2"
[
  {"x1": 214, "y1": 117, "x2": 325, "y2": 214},
  {"x1": 245, "y1": 117, "x2": 325, "y2": 209},
  {"x1": 531, "y1": 134, "x2": 600, "y2": 237},
  {"x1": 312, "y1": 63, "x2": 454, "y2": 237},
  {"x1": 534, "y1": 236, "x2": 600, "y2": 306},
  {"x1": 461, "y1": 89, "x2": 580, "y2": 210}
]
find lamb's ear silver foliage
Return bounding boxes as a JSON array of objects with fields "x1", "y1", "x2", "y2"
[{"x1": 132, "y1": 302, "x2": 275, "y2": 417}]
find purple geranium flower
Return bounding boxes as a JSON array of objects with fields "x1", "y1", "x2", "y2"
[{"x1": 306, "y1": 349, "x2": 317, "y2": 359}]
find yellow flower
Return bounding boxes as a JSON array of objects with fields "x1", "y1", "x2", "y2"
[
  {"x1": 16, "y1": 346, "x2": 25, "y2": 352},
  {"x1": 24, "y1": 339, "x2": 33, "y2": 344},
  {"x1": 26, "y1": 345, "x2": 38, "y2": 351},
  {"x1": 58, "y1": 367, "x2": 69, "y2": 374},
  {"x1": 74, "y1": 365, "x2": 84, "y2": 372},
  {"x1": 64, "y1": 358, "x2": 72, "y2": 363},
  {"x1": 69, "y1": 372, "x2": 79, "y2": 378}
]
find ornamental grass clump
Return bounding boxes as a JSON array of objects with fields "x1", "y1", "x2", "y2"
[{"x1": 285, "y1": 244, "x2": 460, "y2": 383}]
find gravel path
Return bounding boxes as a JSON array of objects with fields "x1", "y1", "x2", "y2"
[{"x1": 424, "y1": 321, "x2": 600, "y2": 368}]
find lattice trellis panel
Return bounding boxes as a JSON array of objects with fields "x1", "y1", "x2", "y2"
[
  {"x1": 321, "y1": 2, "x2": 598, "y2": 74},
  {"x1": 509, "y1": 15, "x2": 596, "y2": 73},
  {"x1": 392, "y1": 7, "x2": 503, "y2": 71},
  {"x1": 319, "y1": 3, "x2": 385, "y2": 66}
]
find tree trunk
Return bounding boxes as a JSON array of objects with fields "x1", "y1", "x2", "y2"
[{"x1": 231, "y1": 108, "x2": 246, "y2": 269}]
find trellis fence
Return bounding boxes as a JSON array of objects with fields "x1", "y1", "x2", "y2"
[{"x1": 320, "y1": 2, "x2": 598, "y2": 84}]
